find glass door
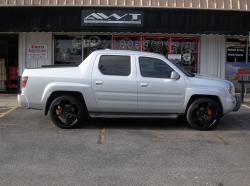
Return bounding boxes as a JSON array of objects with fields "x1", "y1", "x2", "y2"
[
  {"x1": 0, "y1": 35, "x2": 18, "y2": 93},
  {"x1": 0, "y1": 40, "x2": 7, "y2": 92}
]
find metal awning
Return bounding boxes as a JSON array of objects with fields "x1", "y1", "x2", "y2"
[
  {"x1": 0, "y1": 6, "x2": 250, "y2": 35},
  {"x1": 0, "y1": 0, "x2": 250, "y2": 12}
]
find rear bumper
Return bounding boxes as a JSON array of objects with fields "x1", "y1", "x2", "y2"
[
  {"x1": 233, "y1": 93, "x2": 241, "y2": 112},
  {"x1": 17, "y1": 94, "x2": 29, "y2": 108}
]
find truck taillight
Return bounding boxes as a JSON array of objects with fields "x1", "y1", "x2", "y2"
[{"x1": 21, "y1": 76, "x2": 28, "y2": 89}]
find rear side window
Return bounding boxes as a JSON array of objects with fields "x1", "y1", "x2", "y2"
[
  {"x1": 139, "y1": 57, "x2": 173, "y2": 78},
  {"x1": 99, "y1": 55, "x2": 131, "y2": 76}
]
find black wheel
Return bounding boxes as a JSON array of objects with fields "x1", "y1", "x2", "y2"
[
  {"x1": 49, "y1": 95, "x2": 85, "y2": 129},
  {"x1": 186, "y1": 98, "x2": 222, "y2": 130}
]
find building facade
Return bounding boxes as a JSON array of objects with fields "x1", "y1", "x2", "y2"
[{"x1": 0, "y1": 0, "x2": 250, "y2": 92}]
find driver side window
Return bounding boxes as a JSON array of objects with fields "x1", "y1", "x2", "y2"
[{"x1": 139, "y1": 57, "x2": 173, "y2": 78}]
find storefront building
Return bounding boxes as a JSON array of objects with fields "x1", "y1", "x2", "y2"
[{"x1": 1, "y1": 0, "x2": 250, "y2": 93}]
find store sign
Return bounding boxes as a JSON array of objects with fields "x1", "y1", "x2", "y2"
[
  {"x1": 81, "y1": 10, "x2": 143, "y2": 26},
  {"x1": 27, "y1": 44, "x2": 48, "y2": 59}
]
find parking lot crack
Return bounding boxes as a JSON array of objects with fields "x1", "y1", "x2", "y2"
[{"x1": 213, "y1": 134, "x2": 229, "y2": 145}]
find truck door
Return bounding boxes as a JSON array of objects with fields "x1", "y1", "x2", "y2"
[
  {"x1": 92, "y1": 54, "x2": 137, "y2": 112},
  {"x1": 136, "y1": 56, "x2": 185, "y2": 113}
]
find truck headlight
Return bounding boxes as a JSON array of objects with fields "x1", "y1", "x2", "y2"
[{"x1": 227, "y1": 84, "x2": 235, "y2": 95}]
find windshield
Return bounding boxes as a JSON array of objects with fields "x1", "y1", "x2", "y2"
[{"x1": 167, "y1": 57, "x2": 195, "y2": 77}]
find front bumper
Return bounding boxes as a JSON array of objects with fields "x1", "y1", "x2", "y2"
[{"x1": 233, "y1": 93, "x2": 241, "y2": 112}]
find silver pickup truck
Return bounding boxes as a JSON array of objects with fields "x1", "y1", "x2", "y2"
[{"x1": 18, "y1": 50, "x2": 241, "y2": 130}]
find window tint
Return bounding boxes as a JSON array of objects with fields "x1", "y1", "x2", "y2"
[
  {"x1": 139, "y1": 57, "x2": 173, "y2": 78},
  {"x1": 99, "y1": 55, "x2": 131, "y2": 76}
]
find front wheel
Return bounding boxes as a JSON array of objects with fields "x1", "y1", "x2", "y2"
[
  {"x1": 186, "y1": 98, "x2": 222, "y2": 130},
  {"x1": 49, "y1": 95, "x2": 85, "y2": 129}
]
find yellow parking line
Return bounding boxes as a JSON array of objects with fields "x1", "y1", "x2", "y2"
[
  {"x1": 0, "y1": 107, "x2": 18, "y2": 118},
  {"x1": 98, "y1": 128, "x2": 105, "y2": 144}
]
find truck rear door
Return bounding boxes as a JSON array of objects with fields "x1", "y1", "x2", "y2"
[{"x1": 92, "y1": 54, "x2": 137, "y2": 112}]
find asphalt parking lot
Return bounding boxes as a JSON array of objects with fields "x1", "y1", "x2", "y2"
[{"x1": 0, "y1": 107, "x2": 250, "y2": 186}]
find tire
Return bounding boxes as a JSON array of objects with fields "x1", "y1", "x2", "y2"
[
  {"x1": 186, "y1": 98, "x2": 222, "y2": 130},
  {"x1": 49, "y1": 95, "x2": 85, "y2": 129}
]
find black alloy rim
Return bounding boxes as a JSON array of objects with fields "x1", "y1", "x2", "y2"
[
  {"x1": 53, "y1": 100, "x2": 79, "y2": 126},
  {"x1": 191, "y1": 102, "x2": 218, "y2": 128}
]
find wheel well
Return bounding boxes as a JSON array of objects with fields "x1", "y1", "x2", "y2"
[
  {"x1": 44, "y1": 91, "x2": 88, "y2": 115},
  {"x1": 186, "y1": 95, "x2": 223, "y2": 114}
]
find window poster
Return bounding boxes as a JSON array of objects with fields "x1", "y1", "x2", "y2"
[
  {"x1": 54, "y1": 36, "x2": 82, "y2": 64},
  {"x1": 27, "y1": 44, "x2": 48, "y2": 59},
  {"x1": 142, "y1": 37, "x2": 169, "y2": 56},
  {"x1": 82, "y1": 35, "x2": 112, "y2": 59},
  {"x1": 226, "y1": 46, "x2": 246, "y2": 63},
  {"x1": 112, "y1": 36, "x2": 141, "y2": 51},
  {"x1": 170, "y1": 38, "x2": 198, "y2": 73}
]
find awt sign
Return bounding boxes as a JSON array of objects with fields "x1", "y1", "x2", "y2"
[{"x1": 81, "y1": 10, "x2": 143, "y2": 27}]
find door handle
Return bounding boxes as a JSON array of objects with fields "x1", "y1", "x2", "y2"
[
  {"x1": 95, "y1": 80, "x2": 103, "y2": 85},
  {"x1": 140, "y1": 82, "x2": 149, "y2": 87}
]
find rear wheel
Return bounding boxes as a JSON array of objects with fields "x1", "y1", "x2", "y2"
[
  {"x1": 186, "y1": 98, "x2": 222, "y2": 130},
  {"x1": 49, "y1": 95, "x2": 85, "y2": 129}
]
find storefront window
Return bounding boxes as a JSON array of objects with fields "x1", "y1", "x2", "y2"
[
  {"x1": 83, "y1": 35, "x2": 112, "y2": 60},
  {"x1": 112, "y1": 36, "x2": 198, "y2": 73},
  {"x1": 226, "y1": 38, "x2": 246, "y2": 63},
  {"x1": 54, "y1": 35, "x2": 199, "y2": 74},
  {"x1": 112, "y1": 36, "x2": 141, "y2": 51},
  {"x1": 114, "y1": 36, "x2": 199, "y2": 73},
  {"x1": 142, "y1": 37, "x2": 169, "y2": 56},
  {"x1": 54, "y1": 35, "x2": 82, "y2": 65},
  {"x1": 168, "y1": 38, "x2": 198, "y2": 73},
  {"x1": 225, "y1": 38, "x2": 250, "y2": 91}
]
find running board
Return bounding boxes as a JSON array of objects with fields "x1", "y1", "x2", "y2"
[{"x1": 89, "y1": 112, "x2": 179, "y2": 119}]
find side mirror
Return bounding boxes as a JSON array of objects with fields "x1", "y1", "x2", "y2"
[{"x1": 170, "y1": 71, "x2": 180, "y2": 80}]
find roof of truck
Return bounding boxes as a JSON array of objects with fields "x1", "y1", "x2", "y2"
[{"x1": 92, "y1": 49, "x2": 164, "y2": 57}]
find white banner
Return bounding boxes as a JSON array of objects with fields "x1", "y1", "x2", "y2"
[{"x1": 27, "y1": 44, "x2": 48, "y2": 59}]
